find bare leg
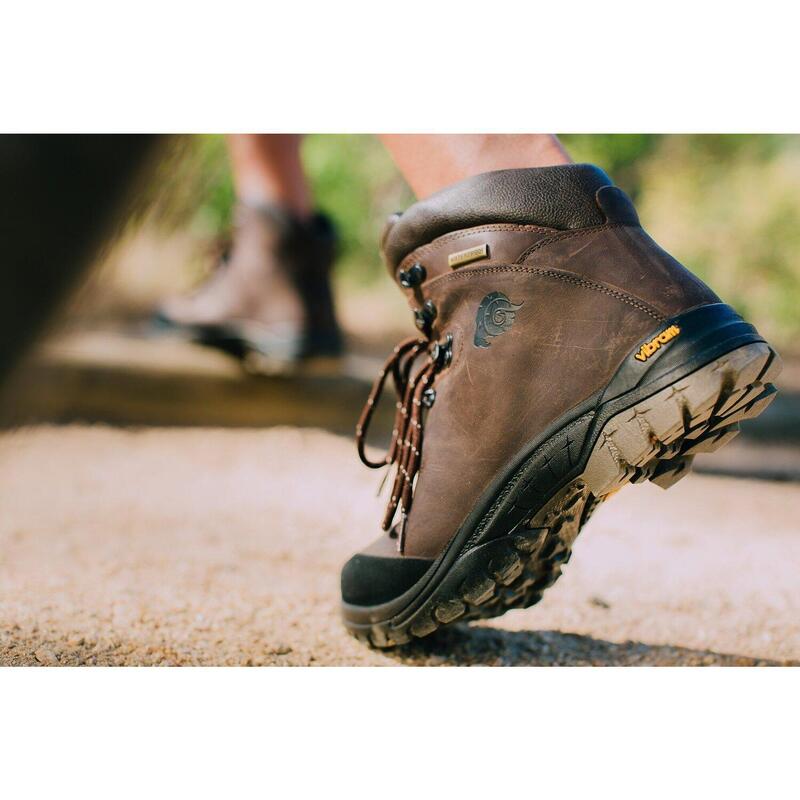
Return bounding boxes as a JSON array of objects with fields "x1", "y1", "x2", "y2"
[
  {"x1": 380, "y1": 134, "x2": 571, "y2": 198},
  {"x1": 227, "y1": 134, "x2": 313, "y2": 216}
]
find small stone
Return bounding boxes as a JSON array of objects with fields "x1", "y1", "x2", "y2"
[{"x1": 34, "y1": 647, "x2": 59, "y2": 665}]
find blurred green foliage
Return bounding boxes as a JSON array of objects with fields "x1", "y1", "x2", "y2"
[
  {"x1": 158, "y1": 134, "x2": 800, "y2": 346},
  {"x1": 560, "y1": 134, "x2": 661, "y2": 198},
  {"x1": 303, "y1": 135, "x2": 414, "y2": 285}
]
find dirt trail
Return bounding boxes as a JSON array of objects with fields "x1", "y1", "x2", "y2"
[{"x1": 1, "y1": 425, "x2": 798, "y2": 666}]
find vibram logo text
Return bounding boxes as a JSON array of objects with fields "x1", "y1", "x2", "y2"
[{"x1": 634, "y1": 324, "x2": 681, "y2": 362}]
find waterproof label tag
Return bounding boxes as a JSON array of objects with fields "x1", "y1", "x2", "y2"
[{"x1": 448, "y1": 243, "x2": 489, "y2": 268}]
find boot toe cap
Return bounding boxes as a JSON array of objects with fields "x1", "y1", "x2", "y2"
[{"x1": 340, "y1": 550, "x2": 433, "y2": 607}]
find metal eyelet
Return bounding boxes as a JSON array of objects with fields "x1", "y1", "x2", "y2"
[
  {"x1": 430, "y1": 333, "x2": 453, "y2": 368},
  {"x1": 442, "y1": 333, "x2": 453, "y2": 366},
  {"x1": 399, "y1": 263, "x2": 426, "y2": 288},
  {"x1": 422, "y1": 388, "x2": 437, "y2": 408},
  {"x1": 413, "y1": 299, "x2": 438, "y2": 333}
]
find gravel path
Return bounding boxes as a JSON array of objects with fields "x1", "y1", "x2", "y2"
[{"x1": 1, "y1": 425, "x2": 798, "y2": 666}]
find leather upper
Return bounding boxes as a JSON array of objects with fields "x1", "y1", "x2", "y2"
[{"x1": 359, "y1": 165, "x2": 720, "y2": 563}]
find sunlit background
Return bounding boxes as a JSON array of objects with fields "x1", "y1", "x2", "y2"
[
  {"x1": 9, "y1": 133, "x2": 795, "y2": 439},
  {"x1": 81, "y1": 134, "x2": 800, "y2": 350}
]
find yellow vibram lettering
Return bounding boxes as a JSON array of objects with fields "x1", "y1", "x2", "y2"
[{"x1": 633, "y1": 324, "x2": 681, "y2": 362}]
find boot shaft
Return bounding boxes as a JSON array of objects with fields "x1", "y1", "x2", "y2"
[{"x1": 382, "y1": 165, "x2": 718, "y2": 338}]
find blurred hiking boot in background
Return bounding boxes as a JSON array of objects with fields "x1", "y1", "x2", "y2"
[{"x1": 155, "y1": 203, "x2": 342, "y2": 372}]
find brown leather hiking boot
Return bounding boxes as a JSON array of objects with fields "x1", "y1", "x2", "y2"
[
  {"x1": 341, "y1": 164, "x2": 782, "y2": 647},
  {"x1": 156, "y1": 203, "x2": 342, "y2": 369}
]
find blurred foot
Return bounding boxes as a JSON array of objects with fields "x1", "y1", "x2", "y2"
[
  {"x1": 156, "y1": 203, "x2": 342, "y2": 369},
  {"x1": 341, "y1": 164, "x2": 782, "y2": 647}
]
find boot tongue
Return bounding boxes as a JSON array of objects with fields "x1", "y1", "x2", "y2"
[{"x1": 382, "y1": 163, "x2": 614, "y2": 273}]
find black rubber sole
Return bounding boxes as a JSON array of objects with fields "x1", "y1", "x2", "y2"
[{"x1": 343, "y1": 309, "x2": 782, "y2": 648}]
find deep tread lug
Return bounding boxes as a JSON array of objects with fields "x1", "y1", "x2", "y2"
[
  {"x1": 511, "y1": 529, "x2": 546, "y2": 553},
  {"x1": 489, "y1": 551, "x2": 523, "y2": 585},
  {"x1": 409, "y1": 614, "x2": 438, "y2": 638},
  {"x1": 461, "y1": 575, "x2": 496, "y2": 605},
  {"x1": 434, "y1": 599, "x2": 466, "y2": 624}
]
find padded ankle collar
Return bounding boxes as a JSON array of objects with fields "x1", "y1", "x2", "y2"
[{"x1": 382, "y1": 163, "x2": 613, "y2": 270}]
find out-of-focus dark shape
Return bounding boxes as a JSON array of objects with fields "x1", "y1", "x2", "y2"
[{"x1": 0, "y1": 134, "x2": 161, "y2": 383}]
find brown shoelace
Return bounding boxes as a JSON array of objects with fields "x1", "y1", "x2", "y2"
[{"x1": 356, "y1": 334, "x2": 452, "y2": 550}]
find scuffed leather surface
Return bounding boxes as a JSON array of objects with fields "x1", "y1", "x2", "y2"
[
  {"x1": 518, "y1": 225, "x2": 719, "y2": 318},
  {"x1": 365, "y1": 163, "x2": 723, "y2": 562},
  {"x1": 396, "y1": 221, "x2": 720, "y2": 557},
  {"x1": 383, "y1": 164, "x2": 612, "y2": 271},
  {"x1": 402, "y1": 266, "x2": 661, "y2": 558}
]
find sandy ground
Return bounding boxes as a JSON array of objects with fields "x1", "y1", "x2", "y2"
[{"x1": 0, "y1": 425, "x2": 798, "y2": 666}]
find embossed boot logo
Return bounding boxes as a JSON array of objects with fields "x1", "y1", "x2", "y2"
[{"x1": 474, "y1": 292, "x2": 523, "y2": 348}]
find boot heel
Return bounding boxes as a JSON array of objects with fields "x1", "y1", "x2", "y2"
[{"x1": 582, "y1": 342, "x2": 782, "y2": 497}]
